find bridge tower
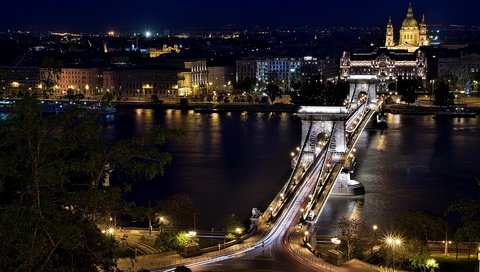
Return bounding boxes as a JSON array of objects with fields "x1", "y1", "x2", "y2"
[
  {"x1": 297, "y1": 106, "x2": 349, "y2": 165},
  {"x1": 348, "y1": 75, "x2": 379, "y2": 110}
]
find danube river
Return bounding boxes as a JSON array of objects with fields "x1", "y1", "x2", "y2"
[{"x1": 104, "y1": 108, "x2": 480, "y2": 234}]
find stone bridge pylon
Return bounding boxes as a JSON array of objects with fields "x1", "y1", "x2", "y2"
[{"x1": 297, "y1": 106, "x2": 349, "y2": 164}]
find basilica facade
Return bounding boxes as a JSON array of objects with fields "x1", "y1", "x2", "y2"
[{"x1": 385, "y1": 3, "x2": 429, "y2": 52}]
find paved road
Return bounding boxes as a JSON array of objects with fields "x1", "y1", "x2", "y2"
[{"x1": 184, "y1": 155, "x2": 331, "y2": 272}]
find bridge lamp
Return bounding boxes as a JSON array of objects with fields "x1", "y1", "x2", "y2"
[
  {"x1": 296, "y1": 147, "x2": 301, "y2": 151},
  {"x1": 331, "y1": 237, "x2": 341, "y2": 245},
  {"x1": 107, "y1": 227, "x2": 115, "y2": 235},
  {"x1": 290, "y1": 152, "x2": 295, "y2": 157},
  {"x1": 235, "y1": 227, "x2": 243, "y2": 235}
]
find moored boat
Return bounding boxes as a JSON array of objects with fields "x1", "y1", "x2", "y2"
[{"x1": 434, "y1": 106, "x2": 476, "y2": 118}]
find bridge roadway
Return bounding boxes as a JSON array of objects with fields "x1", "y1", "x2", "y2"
[{"x1": 159, "y1": 102, "x2": 381, "y2": 272}]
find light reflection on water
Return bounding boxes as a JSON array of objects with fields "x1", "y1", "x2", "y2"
[
  {"x1": 316, "y1": 114, "x2": 480, "y2": 236},
  {"x1": 102, "y1": 109, "x2": 480, "y2": 232},
  {"x1": 107, "y1": 109, "x2": 300, "y2": 229}
]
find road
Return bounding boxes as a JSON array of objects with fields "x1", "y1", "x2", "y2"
[
  {"x1": 176, "y1": 155, "x2": 331, "y2": 272},
  {"x1": 158, "y1": 104, "x2": 381, "y2": 272}
]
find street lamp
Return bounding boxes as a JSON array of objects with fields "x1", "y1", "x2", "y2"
[
  {"x1": 331, "y1": 237, "x2": 341, "y2": 249},
  {"x1": 372, "y1": 225, "x2": 378, "y2": 253},
  {"x1": 235, "y1": 227, "x2": 243, "y2": 236},
  {"x1": 442, "y1": 240, "x2": 452, "y2": 257},
  {"x1": 426, "y1": 258, "x2": 438, "y2": 271},
  {"x1": 477, "y1": 246, "x2": 480, "y2": 272},
  {"x1": 385, "y1": 235, "x2": 403, "y2": 271},
  {"x1": 304, "y1": 231, "x2": 309, "y2": 243},
  {"x1": 159, "y1": 216, "x2": 165, "y2": 233}
]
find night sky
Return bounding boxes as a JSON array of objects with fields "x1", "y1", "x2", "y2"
[{"x1": 1, "y1": 0, "x2": 479, "y2": 32}]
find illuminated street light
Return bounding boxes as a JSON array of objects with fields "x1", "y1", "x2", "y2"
[
  {"x1": 331, "y1": 237, "x2": 341, "y2": 245},
  {"x1": 159, "y1": 216, "x2": 166, "y2": 233},
  {"x1": 107, "y1": 227, "x2": 115, "y2": 235},
  {"x1": 145, "y1": 31, "x2": 152, "y2": 38},
  {"x1": 442, "y1": 240, "x2": 452, "y2": 256},
  {"x1": 385, "y1": 235, "x2": 403, "y2": 271},
  {"x1": 187, "y1": 231, "x2": 197, "y2": 238},
  {"x1": 235, "y1": 227, "x2": 243, "y2": 235},
  {"x1": 477, "y1": 246, "x2": 480, "y2": 272}
]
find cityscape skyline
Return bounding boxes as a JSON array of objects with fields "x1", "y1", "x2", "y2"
[{"x1": 2, "y1": 0, "x2": 480, "y2": 32}]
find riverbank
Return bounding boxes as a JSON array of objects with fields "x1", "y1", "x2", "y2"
[
  {"x1": 114, "y1": 102, "x2": 300, "y2": 112},
  {"x1": 385, "y1": 104, "x2": 480, "y2": 115}
]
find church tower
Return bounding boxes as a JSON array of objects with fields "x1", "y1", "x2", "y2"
[
  {"x1": 399, "y1": 2, "x2": 419, "y2": 46},
  {"x1": 418, "y1": 14, "x2": 429, "y2": 46},
  {"x1": 385, "y1": 16, "x2": 395, "y2": 47}
]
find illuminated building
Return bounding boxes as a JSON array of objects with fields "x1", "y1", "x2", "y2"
[
  {"x1": 236, "y1": 57, "x2": 337, "y2": 90},
  {"x1": 207, "y1": 66, "x2": 235, "y2": 92},
  {"x1": 438, "y1": 53, "x2": 480, "y2": 78},
  {"x1": 236, "y1": 58, "x2": 257, "y2": 83},
  {"x1": 385, "y1": 3, "x2": 429, "y2": 52},
  {"x1": 47, "y1": 67, "x2": 103, "y2": 97},
  {"x1": 149, "y1": 44, "x2": 181, "y2": 58},
  {"x1": 103, "y1": 59, "x2": 208, "y2": 99},
  {"x1": 0, "y1": 66, "x2": 41, "y2": 95},
  {"x1": 103, "y1": 67, "x2": 180, "y2": 98},
  {"x1": 340, "y1": 49, "x2": 427, "y2": 92}
]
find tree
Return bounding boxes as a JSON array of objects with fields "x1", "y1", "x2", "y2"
[
  {"x1": 224, "y1": 214, "x2": 245, "y2": 239},
  {"x1": 397, "y1": 78, "x2": 421, "y2": 104},
  {"x1": 409, "y1": 253, "x2": 439, "y2": 272},
  {"x1": 40, "y1": 57, "x2": 62, "y2": 97},
  {"x1": 175, "y1": 231, "x2": 199, "y2": 248},
  {"x1": 265, "y1": 83, "x2": 281, "y2": 104},
  {"x1": 446, "y1": 199, "x2": 480, "y2": 261},
  {"x1": 395, "y1": 210, "x2": 447, "y2": 242},
  {"x1": 174, "y1": 265, "x2": 192, "y2": 272},
  {"x1": 433, "y1": 80, "x2": 454, "y2": 106},
  {"x1": 234, "y1": 78, "x2": 260, "y2": 93},
  {"x1": 337, "y1": 217, "x2": 370, "y2": 260},
  {"x1": 291, "y1": 76, "x2": 349, "y2": 106},
  {"x1": 0, "y1": 96, "x2": 174, "y2": 271},
  {"x1": 155, "y1": 193, "x2": 195, "y2": 232},
  {"x1": 154, "y1": 232, "x2": 178, "y2": 252}
]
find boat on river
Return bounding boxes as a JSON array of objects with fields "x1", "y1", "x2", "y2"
[
  {"x1": 434, "y1": 106, "x2": 476, "y2": 118},
  {"x1": 0, "y1": 99, "x2": 116, "y2": 115}
]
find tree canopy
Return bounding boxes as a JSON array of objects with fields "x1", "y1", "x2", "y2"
[
  {"x1": 0, "y1": 96, "x2": 173, "y2": 271},
  {"x1": 291, "y1": 76, "x2": 349, "y2": 106},
  {"x1": 397, "y1": 78, "x2": 421, "y2": 104},
  {"x1": 433, "y1": 80, "x2": 454, "y2": 106}
]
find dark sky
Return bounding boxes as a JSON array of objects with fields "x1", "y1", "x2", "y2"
[{"x1": 1, "y1": 0, "x2": 479, "y2": 32}]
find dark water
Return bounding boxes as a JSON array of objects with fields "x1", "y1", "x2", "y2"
[
  {"x1": 317, "y1": 114, "x2": 480, "y2": 235},
  {"x1": 103, "y1": 109, "x2": 300, "y2": 229},
  {"x1": 104, "y1": 109, "x2": 480, "y2": 233}
]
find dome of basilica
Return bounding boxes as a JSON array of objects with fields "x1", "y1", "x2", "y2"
[{"x1": 401, "y1": 3, "x2": 419, "y2": 28}]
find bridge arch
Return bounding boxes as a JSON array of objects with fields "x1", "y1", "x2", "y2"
[{"x1": 347, "y1": 75, "x2": 379, "y2": 110}]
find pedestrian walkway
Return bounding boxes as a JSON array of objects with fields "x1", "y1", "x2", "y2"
[
  {"x1": 287, "y1": 227, "x2": 380, "y2": 272},
  {"x1": 116, "y1": 232, "x2": 264, "y2": 271}
]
